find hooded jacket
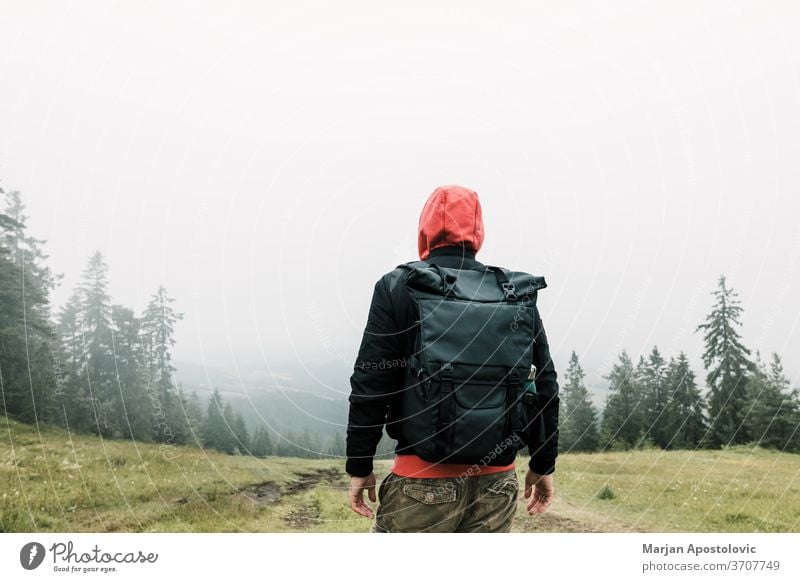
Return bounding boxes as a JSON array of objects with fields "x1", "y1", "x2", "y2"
[
  {"x1": 345, "y1": 185, "x2": 559, "y2": 478},
  {"x1": 417, "y1": 185, "x2": 485, "y2": 260}
]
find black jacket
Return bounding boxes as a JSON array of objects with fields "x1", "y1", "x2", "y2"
[{"x1": 345, "y1": 245, "x2": 560, "y2": 477}]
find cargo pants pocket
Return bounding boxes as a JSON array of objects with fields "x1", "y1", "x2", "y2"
[
  {"x1": 373, "y1": 473, "x2": 464, "y2": 533},
  {"x1": 456, "y1": 470, "x2": 519, "y2": 533}
]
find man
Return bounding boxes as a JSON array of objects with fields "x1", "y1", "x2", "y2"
[{"x1": 346, "y1": 185, "x2": 559, "y2": 533}]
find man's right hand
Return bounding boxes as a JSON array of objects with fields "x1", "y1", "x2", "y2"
[
  {"x1": 348, "y1": 473, "x2": 377, "y2": 518},
  {"x1": 524, "y1": 469, "x2": 554, "y2": 515}
]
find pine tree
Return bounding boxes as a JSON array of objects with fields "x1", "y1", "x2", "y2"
[
  {"x1": 110, "y1": 304, "x2": 153, "y2": 440},
  {"x1": 230, "y1": 409, "x2": 250, "y2": 454},
  {"x1": 182, "y1": 389, "x2": 205, "y2": 446},
  {"x1": 559, "y1": 351, "x2": 600, "y2": 452},
  {"x1": 746, "y1": 352, "x2": 800, "y2": 453},
  {"x1": 171, "y1": 385, "x2": 202, "y2": 447},
  {"x1": 662, "y1": 352, "x2": 707, "y2": 449},
  {"x1": 695, "y1": 275, "x2": 752, "y2": 447},
  {"x1": 601, "y1": 351, "x2": 645, "y2": 450},
  {"x1": 277, "y1": 429, "x2": 304, "y2": 457},
  {"x1": 251, "y1": 426, "x2": 274, "y2": 457},
  {"x1": 221, "y1": 402, "x2": 240, "y2": 454},
  {"x1": 202, "y1": 387, "x2": 230, "y2": 452},
  {"x1": 324, "y1": 431, "x2": 346, "y2": 458},
  {"x1": 56, "y1": 290, "x2": 94, "y2": 431},
  {"x1": 72, "y1": 251, "x2": 118, "y2": 436},
  {"x1": 0, "y1": 190, "x2": 59, "y2": 424},
  {"x1": 140, "y1": 286, "x2": 184, "y2": 444},
  {"x1": 58, "y1": 290, "x2": 82, "y2": 369},
  {"x1": 640, "y1": 346, "x2": 670, "y2": 448}
]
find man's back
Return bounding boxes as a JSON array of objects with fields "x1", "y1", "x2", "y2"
[{"x1": 346, "y1": 185, "x2": 559, "y2": 532}]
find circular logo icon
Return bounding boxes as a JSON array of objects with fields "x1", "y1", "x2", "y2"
[{"x1": 20, "y1": 542, "x2": 46, "y2": 570}]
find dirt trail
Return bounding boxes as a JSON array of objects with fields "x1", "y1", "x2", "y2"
[
  {"x1": 282, "y1": 467, "x2": 342, "y2": 495},
  {"x1": 514, "y1": 498, "x2": 650, "y2": 533},
  {"x1": 281, "y1": 467, "x2": 343, "y2": 529},
  {"x1": 229, "y1": 467, "x2": 643, "y2": 532},
  {"x1": 227, "y1": 467, "x2": 343, "y2": 520},
  {"x1": 236, "y1": 481, "x2": 282, "y2": 505},
  {"x1": 515, "y1": 511, "x2": 616, "y2": 533}
]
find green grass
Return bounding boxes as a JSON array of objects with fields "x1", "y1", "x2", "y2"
[{"x1": 2, "y1": 417, "x2": 799, "y2": 532}]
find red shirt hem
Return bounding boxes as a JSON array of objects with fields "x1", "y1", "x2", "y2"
[{"x1": 391, "y1": 454, "x2": 516, "y2": 478}]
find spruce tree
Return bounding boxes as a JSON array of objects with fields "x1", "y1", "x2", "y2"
[
  {"x1": 0, "y1": 190, "x2": 59, "y2": 424},
  {"x1": 601, "y1": 351, "x2": 645, "y2": 450},
  {"x1": 559, "y1": 351, "x2": 600, "y2": 452},
  {"x1": 230, "y1": 409, "x2": 250, "y2": 454},
  {"x1": 202, "y1": 387, "x2": 229, "y2": 452},
  {"x1": 140, "y1": 286, "x2": 185, "y2": 444},
  {"x1": 251, "y1": 426, "x2": 274, "y2": 457},
  {"x1": 76, "y1": 251, "x2": 118, "y2": 436},
  {"x1": 695, "y1": 275, "x2": 752, "y2": 447},
  {"x1": 110, "y1": 304, "x2": 152, "y2": 441},
  {"x1": 640, "y1": 346, "x2": 670, "y2": 448},
  {"x1": 171, "y1": 385, "x2": 202, "y2": 447},
  {"x1": 182, "y1": 389, "x2": 205, "y2": 446},
  {"x1": 324, "y1": 431, "x2": 346, "y2": 457},
  {"x1": 662, "y1": 352, "x2": 707, "y2": 449},
  {"x1": 746, "y1": 352, "x2": 800, "y2": 453},
  {"x1": 221, "y1": 402, "x2": 240, "y2": 454},
  {"x1": 56, "y1": 290, "x2": 94, "y2": 431}
]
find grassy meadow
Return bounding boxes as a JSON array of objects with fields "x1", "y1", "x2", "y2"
[{"x1": 1, "y1": 418, "x2": 799, "y2": 533}]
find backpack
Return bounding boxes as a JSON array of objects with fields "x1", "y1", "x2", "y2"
[{"x1": 396, "y1": 259, "x2": 548, "y2": 465}]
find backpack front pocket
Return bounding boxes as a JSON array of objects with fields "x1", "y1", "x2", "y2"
[
  {"x1": 448, "y1": 378, "x2": 510, "y2": 460},
  {"x1": 400, "y1": 365, "x2": 437, "y2": 458}
]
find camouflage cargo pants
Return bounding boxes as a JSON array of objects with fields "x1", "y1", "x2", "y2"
[{"x1": 370, "y1": 468, "x2": 519, "y2": 533}]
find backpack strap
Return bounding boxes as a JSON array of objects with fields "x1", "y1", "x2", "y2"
[
  {"x1": 523, "y1": 392, "x2": 547, "y2": 443},
  {"x1": 430, "y1": 264, "x2": 458, "y2": 296},
  {"x1": 435, "y1": 362, "x2": 454, "y2": 457},
  {"x1": 505, "y1": 368, "x2": 522, "y2": 436},
  {"x1": 487, "y1": 266, "x2": 518, "y2": 302}
]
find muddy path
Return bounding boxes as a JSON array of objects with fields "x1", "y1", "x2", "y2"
[
  {"x1": 231, "y1": 468, "x2": 342, "y2": 512},
  {"x1": 282, "y1": 467, "x2": 343, "y2": 495},
  {"x1": 236, "y1": 480, "x2": 283, "y2": 505}
]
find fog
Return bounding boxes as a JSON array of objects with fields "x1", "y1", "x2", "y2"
[{"x1": 2, "y1": 0, "x2": 799, "y2": 402}]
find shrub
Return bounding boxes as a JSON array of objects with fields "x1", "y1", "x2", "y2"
[{"x1": 596, "y1": 484, "x2": 616, "y2": 500}]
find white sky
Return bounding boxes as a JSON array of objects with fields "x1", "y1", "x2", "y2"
[{"x1": 2, "y1": 0, "x2": 799, "y2": 396}]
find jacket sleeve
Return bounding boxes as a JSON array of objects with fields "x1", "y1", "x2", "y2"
[
  {"x1": 528, "y1": 304, "x2": 560, "y2": 475},
  {"x1": 345, "y1": 276, "x2": 404, "y2": 477}
]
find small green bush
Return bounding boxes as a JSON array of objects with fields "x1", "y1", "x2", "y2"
[{"x1": 596, "y1": 484, "x2": 616, "y2": 500}]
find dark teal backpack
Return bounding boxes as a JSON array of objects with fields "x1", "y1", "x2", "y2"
[{"x1": 397, "y1": 260, "x2": 547, "y2": 464}]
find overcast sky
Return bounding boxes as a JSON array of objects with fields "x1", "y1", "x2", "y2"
[{"x1": 2, "y1": 0, "x2": 799, "y2": 397}]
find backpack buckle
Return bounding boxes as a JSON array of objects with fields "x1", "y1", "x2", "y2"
[
  {"x1": 440, "y1": 362, "x2": 453, "y2": 379},
  {"x1": 442, "y1": 274, "x2": 457, "y2": 296},
  {"x1": 501, "y1": 282, "x2": 518, "y2": 301},
  {"x1": 523, "y1": 392, "x2": 538, "y2": 407}
]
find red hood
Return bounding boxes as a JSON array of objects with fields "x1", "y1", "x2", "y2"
[{"x1": 417, "y1": 185, "x2": 484, "y2": 260}]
